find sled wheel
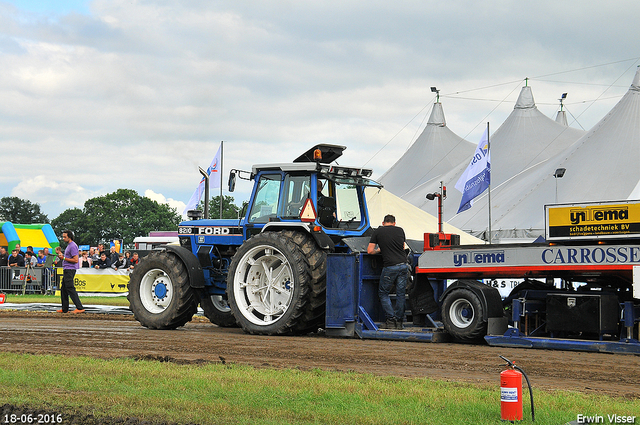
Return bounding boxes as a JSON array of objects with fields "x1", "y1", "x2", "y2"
[{"x1": 441, "y1": 288, "x2": 487, "y2": 341}]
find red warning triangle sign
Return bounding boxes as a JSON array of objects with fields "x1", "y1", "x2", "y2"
[{"x1": 300, "y1": 198, "x2": 317, "y2": 222}]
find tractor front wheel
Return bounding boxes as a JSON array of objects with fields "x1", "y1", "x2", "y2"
[{"x1": 128, "y1": 250, "x2": 198, "y2": 329}]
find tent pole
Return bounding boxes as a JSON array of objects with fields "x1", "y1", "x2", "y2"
[{"x1": 487, "y1": 122, "x2": 492, "y2": 244}]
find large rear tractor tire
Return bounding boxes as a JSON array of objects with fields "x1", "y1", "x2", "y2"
[
  {"x1": 200, "y1": 293, "x2": 237, "y2": 327},
  {"x1": 128, "y1": 251, "x2": 198, "y2": 330},
  {"x1": 227, "y1": 231, "x2": 325, "y2": 335},
  {"x1": 281, "y1": 230, "x2": 327, "y2": 333},
  {"x1": 441, "y1": 288, "x2": 487, "y2": 342}
]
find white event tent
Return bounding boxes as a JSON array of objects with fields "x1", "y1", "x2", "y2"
[
  {"x1": 455, "y1": 67, "x2": 640, "y2": 240},
  {"x1": 378, "y1": 101, "x2": 475, "y2": 197},
  {"x1": 397, "y1": 83, "x2": 586, "y2": 241}
]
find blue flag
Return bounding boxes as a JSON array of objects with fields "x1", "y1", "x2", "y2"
[
  {"x1": 183, "y1": 144, "x2": 222, "y2": 215},
  {"x1": 455, "y1": 127, "x2": 490, "y2": 213}
]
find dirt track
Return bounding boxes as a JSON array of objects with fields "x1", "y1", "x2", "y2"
[{"x1": 1, "y1": 310, "x2": 639, "y2": 401}]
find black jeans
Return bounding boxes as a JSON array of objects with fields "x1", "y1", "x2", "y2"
[{"x1": 61, "y1": 269, "x2": 84, "y2": 312}]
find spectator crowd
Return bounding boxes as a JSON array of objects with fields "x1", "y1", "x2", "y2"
[
  {"x1": 0, "y1": 242, "x2": 143, "y2": 294},
  {"x1": 0, "y1": 243, "x2": 141, "y2": 272}
]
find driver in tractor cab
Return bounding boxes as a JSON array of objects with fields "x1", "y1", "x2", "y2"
[{"x1": 316, "y1": 179, "x2": 337, "y2": 228}]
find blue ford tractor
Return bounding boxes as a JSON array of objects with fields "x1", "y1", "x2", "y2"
[{"x1": 128, "y1": 144, "x2": 382, "y2": 334}]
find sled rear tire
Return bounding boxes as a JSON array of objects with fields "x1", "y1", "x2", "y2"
[{"x1": 441, "y1": 288, "x2": 487, "y2": 342}]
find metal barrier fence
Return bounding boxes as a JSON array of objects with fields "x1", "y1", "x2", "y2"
[{"x1": 0, "y1": 266, "x2": 57, "y2": 294}]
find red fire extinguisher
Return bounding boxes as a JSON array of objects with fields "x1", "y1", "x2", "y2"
[
  {"x1": 501, "y1": 367, "x2": 523, "y2": 420},
  {"x1": 500, "y1": 355, "x2": 535, "y2": 422}
]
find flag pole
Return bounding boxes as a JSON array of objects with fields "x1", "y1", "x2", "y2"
[
  {"x1": 487, "y1": 122, "x2": 492, "y2": 244},
  {"x1": 220, "y1": 141, "x2": 224, "y2": 219}
]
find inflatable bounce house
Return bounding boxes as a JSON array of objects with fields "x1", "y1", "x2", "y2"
[{"x1": 0, "y1": 222, "x2": 60, "y2": 253}]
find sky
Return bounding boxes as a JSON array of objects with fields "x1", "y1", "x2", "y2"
[{"x1": 1, "y1": 0, "x2": 640, "y2": 222}]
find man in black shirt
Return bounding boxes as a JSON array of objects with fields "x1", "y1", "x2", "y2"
[
  {"x1": 94, "y1": 253, "x2": 111, "y2": 269},
  {"x1": 8, "y1": 249, "x2": 25, "y2": 267},
  {"x1": 367, "y1": 214, "x2": 409, "y2": 329},
  {"x1": 0, "y1": 247, "x2": 8, "y2": 267}
]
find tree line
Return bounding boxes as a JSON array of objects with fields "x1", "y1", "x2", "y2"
[{"x1": 0, "y1": 190, "x2": 246, "y2": 247}]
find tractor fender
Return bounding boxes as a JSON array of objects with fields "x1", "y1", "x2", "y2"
[
  {"x1": 159, "y1": 245, "x2": 206, "y2": 289},
  {"x1": 261, "y1": 222, "x2": 334, "y2": 251},
  {"x1": 439, "y1": 279, "x2": 503, "y2": 321}
]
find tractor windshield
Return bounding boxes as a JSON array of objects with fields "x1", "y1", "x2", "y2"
[{"x1": 248, "y1": 174, "x2": 281, "y2": 223}]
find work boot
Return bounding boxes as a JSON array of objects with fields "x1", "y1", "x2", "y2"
[
  {"x1": 380, "y1": 318, "x2": 396, "y2": 329},
  {"x1": 395, "y1": 319, "x2": 404, "y2": 330}
]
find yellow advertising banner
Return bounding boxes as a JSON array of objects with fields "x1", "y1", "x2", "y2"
[
  {"x1": 546, "y1": 201, "x2": 640, "y2": 240},
  {"x1": 56, "y1": 268, "x2": 130, "y2": 294}
]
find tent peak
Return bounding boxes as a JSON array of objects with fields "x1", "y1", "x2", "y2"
[
  {"x1": 514, "y1": 86, "x2": 536, "y2": 110},
  {"x1": 427, "y1": 102, "x2": 446, "y2": 127}
]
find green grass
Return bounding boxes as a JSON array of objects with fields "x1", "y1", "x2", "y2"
[
  {"x1": 3, "y1": 293, "x2": 129, "y2": 306},
  {"x1": 0, "y1": 353, "x2": 638, "y2": 425}
]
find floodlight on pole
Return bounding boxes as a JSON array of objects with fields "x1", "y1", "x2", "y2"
[
  {"x1": 559, "y1": 93, "x2": 567, "y2": 111},
  {"x1": 553, "y1": 168, "x2": 566, "y2": 203},
  {"x1": 554, "y1": 168, "x2": 566, "y2": 178},
  {"x1": 431, "y1": 86, "x2": 440, "y2": 102}
]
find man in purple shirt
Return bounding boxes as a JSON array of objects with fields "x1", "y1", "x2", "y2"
[{"x1": 57, "y1": 230, "x2": 85, "y2": 314}]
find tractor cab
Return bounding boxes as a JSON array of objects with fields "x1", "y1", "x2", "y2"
[{"x1": 230, "y1": 144, "x2": 382, "y2": 249}]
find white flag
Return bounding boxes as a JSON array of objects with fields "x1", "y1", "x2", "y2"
[
  {"x1": 455, "y1": 127, "x2": 490, "y2": 213},
  {"x1": 183, "y1": 144, "x2": 222, "y2": 214}
]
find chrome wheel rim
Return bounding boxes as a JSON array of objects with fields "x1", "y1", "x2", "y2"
[{"x1": 233, "y1": 244, "x2": 294, "y2": 325}]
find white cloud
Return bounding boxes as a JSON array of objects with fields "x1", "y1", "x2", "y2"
[
  {"x1": 144, "y1": 189, "x2": 185, "y2": 216},
  {"x1": 10, "y1": 175, "x2": 97, "y2": 211}
]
